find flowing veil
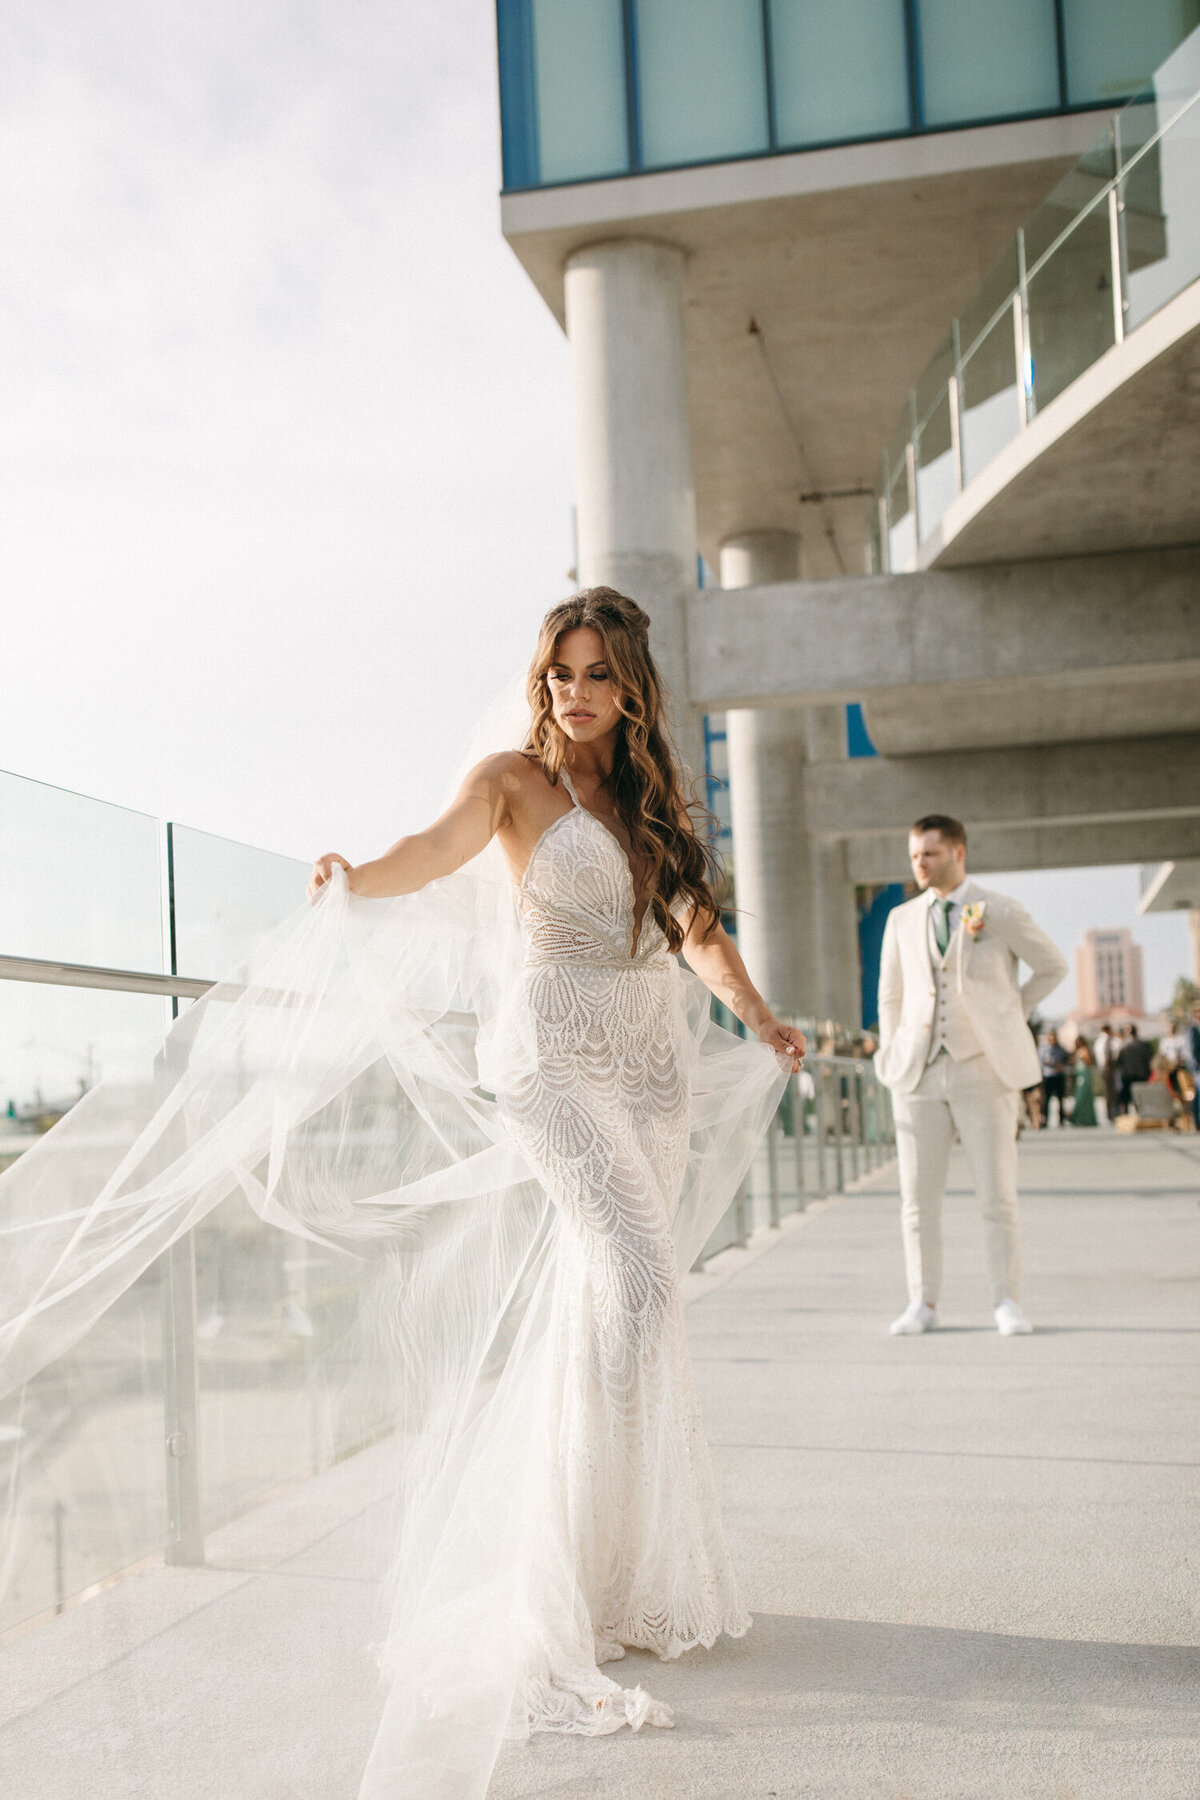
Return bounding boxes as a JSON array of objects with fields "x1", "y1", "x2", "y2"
[{"x1": 0, "y1": 678, "x2": 785, "y2": 1798}]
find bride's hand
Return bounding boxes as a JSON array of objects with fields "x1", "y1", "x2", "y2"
[
  {"x1": 757, "y1": 1018, "x2": 807, "y2": 1072},
  {"x1": 308, "y1": 853, "x2": 352, "y2": 902}
]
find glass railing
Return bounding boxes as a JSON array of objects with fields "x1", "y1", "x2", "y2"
[
  {"x1": 0, "y1": 768, "x2": 895, "y2": 1637},
  {"x1": 877, "y1": 26, "x2": 1200, "y2": 571},
  {"x1": 0, "y1": 768, "x2": 318, "y2": 1634},
  {"x1": 699, "y1": 1055, "x2": 895, "y2": 1261}
]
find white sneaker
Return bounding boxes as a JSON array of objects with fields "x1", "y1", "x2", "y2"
[
  {"x1": 890, "y1": 1299, "x2": 936, "y2": 1335},
  {"x1": 994, "y1": 1298, "x2": 1033, "y2": 1335}
]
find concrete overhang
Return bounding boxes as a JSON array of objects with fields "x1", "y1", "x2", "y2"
[
  {"x1": 805, "y1": 732, "x2": 1200, "y2": 844},
  {"x1": 919, "y1": 278, "x2": 1200, "y2": 568},
  {"x1": 1138, "y1": 857, "x2": 1200, "y2": 912},
  {"x1": 501, "y1": 113, "x2": 1113, "y2": 575},
  {"x1": 687, "y1": 545, "x2": 1200, "y2": 752},
  {"x1": 849, "y1": 820, "x2": 1200, "y2": 886}
]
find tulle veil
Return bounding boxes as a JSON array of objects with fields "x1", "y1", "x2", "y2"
[{"x1": 0, "y1": 676, "x2": 785, "y2": 1798}]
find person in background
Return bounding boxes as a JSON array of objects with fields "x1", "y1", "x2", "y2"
[
  {"x1": 1094, "y1": 1022, "x2": 1116, "y2": 1123},
  {"x1": 1071, "y1": 1041, "x2": 1098, "y2": 1127},
  {"x1": 1107, "y1": 1025, "x2": 1128, "y2": 1115},
  {"x1": 1157, "y1": 1022, "x2": 1188, "y2": 1114},
  {"x1": 876, "y1": 814, "x2": 1067, "y2": 1337},
  {"x1": 1038, "y1": 1028, "x2": 1070, "y2": 1127},
  {"x1": 1184, "y1": 1003, "x2": 1200, "y2": 1133},
  {"x1": 1116, "y1": 1023, "x2": 1154, "y2": 1115}
]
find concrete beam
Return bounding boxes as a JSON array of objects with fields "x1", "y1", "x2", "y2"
[
  {"x1": 687, "y1": 546, "x2": 1200, "y2": 752},
  {"x1": 805, "y1": 733, "x2": 1200, "y2": 844},
  {"x1": 846, "y1": 818, "x2": 1200, "y2": 886}
]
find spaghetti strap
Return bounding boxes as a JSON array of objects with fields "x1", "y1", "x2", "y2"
[{"x1": 559, "y1": 766, "x2": 580, "y2": 806}]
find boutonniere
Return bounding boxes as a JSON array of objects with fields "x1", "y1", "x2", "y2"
[{"x1": 961, "y1": 901, "x2": 987, "y2": 939}]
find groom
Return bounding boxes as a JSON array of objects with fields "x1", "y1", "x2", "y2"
[{"x1": 875, "y1": 815, "x2": 1067, "y2": 1336}]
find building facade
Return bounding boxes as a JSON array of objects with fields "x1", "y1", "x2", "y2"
[
  {"x1": 1076, "y1": 927, "x2": 1146, "y2": 1018},
  {"x1": 494, "y1": 3, "x2": 1200, "y2": 1031}
]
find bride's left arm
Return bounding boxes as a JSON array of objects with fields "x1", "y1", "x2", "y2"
[{"x1": 680, "y1": 911, "x2": 807, "y2": 1071}]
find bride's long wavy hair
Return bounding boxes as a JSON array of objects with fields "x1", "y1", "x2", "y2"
[{"x1": 524, "y1": 587, "x2": 721, "y2": 952}]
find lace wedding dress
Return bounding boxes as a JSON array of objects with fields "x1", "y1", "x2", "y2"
[
  {"x1": 504, "y1": 768, "x2": 749, "y2": 1715},
  {"x1": 0, "y1": 763, "x2": 786, "y2": 1799}
]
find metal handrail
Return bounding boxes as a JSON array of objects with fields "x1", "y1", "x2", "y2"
[
  {"x1": 877, "y1": 27, "x2": 1200, "y2": 564},
  {"x1": 0, "y1": 952, "x2": 215, "y2": 1000}
]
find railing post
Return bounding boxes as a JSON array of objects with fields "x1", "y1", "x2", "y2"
[
  {"x1": 950, "y1": 318, "x2": 965, "y2": 490},
  {"x1": 162, "y1": 1231, "x2": 205, "y2": 1566},
  {"x1": 833, "y1": 1068, "x2": 846, "y2": 1192},
  {"x1": 815, "y1": 1063, "x2": 830, "y2": 1198},
  {"x1": 767, "y1": 1105, "x2": 782, "y2": 1227},
  {"x1": 906, "y1": 391, "x2": 921, "y2": 546},
  {"x1": 848, "y1": 1070, "x2": 862, "y2": 1183},
  {"x1": 161, "y1": 817, "x2": 205, "y2": 1568},
  {"x1": 792, "y1": 1072, "x2": 808, "y2": 1209},
  {"x1": 1015, "y1": 226, "x2": 1031, "y2": 424},
  {"x1": 1108, "y1": 182, "x2": 1126, "y2": 350}
]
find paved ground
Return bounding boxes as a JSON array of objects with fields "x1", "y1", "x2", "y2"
[{"x1": 2, "y1": 1129, "x2": 1198, "y2": 1799}]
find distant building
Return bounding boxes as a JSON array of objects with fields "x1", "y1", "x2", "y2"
[{"x1": 1076, "y1": 929, "x2": 1145, "y2": 1019}]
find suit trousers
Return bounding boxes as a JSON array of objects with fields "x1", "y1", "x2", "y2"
[{"x1": 892, "y1": 1051, "x2": 1021, "y2": 1307}]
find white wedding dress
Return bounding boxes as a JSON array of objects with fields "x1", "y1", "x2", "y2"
[{"x1": 0, "y1": 763, "x2": 785, "y2": 1798}]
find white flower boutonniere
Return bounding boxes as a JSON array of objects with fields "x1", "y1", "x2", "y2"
[{"x1": 961, "y1": 901, "x2": 987, "y2": 939}]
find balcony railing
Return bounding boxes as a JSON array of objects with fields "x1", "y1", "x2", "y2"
[
  {"x1": 877, "y1": 25, "x2": 1200, "y2": 572},
  {"x1": 701, "y1": 1055, "x2": 895, "y2": 1261},
  {"x1": 0, "y1": 767, "x2": 893, "y2": 1641}
]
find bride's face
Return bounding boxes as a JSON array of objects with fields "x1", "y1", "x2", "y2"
[{"x1": 547, "y1": 627, "x2": 625, "y2": 744}]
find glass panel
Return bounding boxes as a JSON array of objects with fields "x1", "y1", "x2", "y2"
[
  {"x1": 533, "y1": 0, "x2": 630, "y2": 183},
  {"x1": 960, "y1": 309, "x2": 1023, "y2": 482},
  {"x1": 635, "y1": 0, "x2": 769, "y2": 168},
  {"x1": 919, "y1": 0, "x2": 1059, "y2": 128},
  {"x1": 0, "y1": 770, "x2": 162, "y2": 972},
  {"x1": 1026, "y1": 203, "x2": 1116, "y2": 413},
  {"x1": 194, "y1": 1191, "x2": 383, "y2": 1529},
  {"x1": 0, "y1": 979, "x2": 168, "y2": 1136},
  {"x1": 1063, "y1": 0, "x2": 1200, "y2": 106},
  {"x1": 885, "y1": 439, "x2": 916, "y2": 571},
  {"x1": 769, "y1": 0, "x2": 910, "y2": 147},
  {"x1": 957, "y1": 241, "x2": 1022, "y2": 483},
  {"x1": 0, "y1": 982, "x2": 170, "y2": 1632},
  {"x1": 1023, "y1": 138, "x2": 1115, "y2": 270},
  {"x1": 915, "y1": 389, "x2": 958, "y2": 537},
  {"x1": 0, "y1": 1282, "x2": 165, "y2": 1632},
  {"x1": 169, "y1": 825, "x2": 309, "y2": 981},
  {"x1": 1122, "y1": 85, "x2": 1200, "y2": 330}
]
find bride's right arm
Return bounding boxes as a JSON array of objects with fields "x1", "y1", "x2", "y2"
[{"x1": 307, "y1": 754, "x2": 522, "y2": 900}]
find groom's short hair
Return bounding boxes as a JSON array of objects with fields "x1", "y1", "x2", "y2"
[{"x1": 910, "y1": 813, "x2": 967, "y2": 848}]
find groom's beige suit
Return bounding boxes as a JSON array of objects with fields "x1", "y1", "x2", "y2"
[{"x1": 876, "y1": 881, "x2": 1067, "y2": 1306}]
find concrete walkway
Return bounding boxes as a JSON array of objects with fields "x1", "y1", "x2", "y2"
[
  {"x1": 494, "y1": 1129, "x2": 1200, "y2": 1799},
  {"x1": 1, "y1": 1130, "x2": 1197, "y2": 1799}
]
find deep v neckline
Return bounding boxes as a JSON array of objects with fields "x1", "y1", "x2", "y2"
[{"x1": 559, "y1": 768, "x2": 651, "y2": 958}]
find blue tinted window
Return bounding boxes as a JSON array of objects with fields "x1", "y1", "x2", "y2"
[
  {"x1": 919, "y1": 0, "x2": 1059, "y2": 127},
  {"x1": 769, "y1": 0, "x2": 910, "y2": 147},
  {"x1": 1063, "y1": 0, "x2": 1200, "y2": 104},
  {"x1": 534, "y1": 0, "x2": 629, "y2": 182},
  {"x1": 635, "y1": 0, "x2": 770, "y2": 168}
]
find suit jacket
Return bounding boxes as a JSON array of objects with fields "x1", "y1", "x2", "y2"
[{"x1": 875, "y1": 881, "x2": 1068, "y2": 1095}]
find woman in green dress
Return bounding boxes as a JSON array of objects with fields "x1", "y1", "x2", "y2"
[{"x1": 1071, "y1": 1042, "x2": 1098, "y2": 1127}]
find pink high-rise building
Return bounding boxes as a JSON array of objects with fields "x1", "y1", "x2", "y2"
[{"x1": 1075, "y1": 929, "x2": 1145, "y2": 1020}]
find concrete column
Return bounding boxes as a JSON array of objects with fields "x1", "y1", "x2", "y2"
[
  {"x1": 721, "y1": 533, "x2": 817, "y2": 1018},
  {"x1": 806, "y1": 704, "x2": 863, "y2": 1030},
  {"x1": 564, "y1": 239, "x2": 701, "y2": 775}
]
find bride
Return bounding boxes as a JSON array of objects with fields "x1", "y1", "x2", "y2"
[{"x1": 1, "y1": 587, "x2": 803, "y2": 1799}]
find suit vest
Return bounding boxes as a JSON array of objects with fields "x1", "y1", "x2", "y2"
[{"x1": 926, "y1": 924, "x2": 985, "y2": 1065}]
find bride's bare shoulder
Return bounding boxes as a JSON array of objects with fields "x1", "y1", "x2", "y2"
[
  {"x1": 459, "y1": 751, "x2": 555, "y2": 813},
  {"x1": 461, "y1": 750, "x2": 540, "y2": 790}
]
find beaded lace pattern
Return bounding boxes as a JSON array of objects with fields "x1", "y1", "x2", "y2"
[{"x1": 503, "y1": 769, "x2": 748, "y2": 1737}]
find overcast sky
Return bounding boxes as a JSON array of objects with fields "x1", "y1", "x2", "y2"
[{"x1": 0, "y1": 0, "x2": 1192, "y2": 1018}]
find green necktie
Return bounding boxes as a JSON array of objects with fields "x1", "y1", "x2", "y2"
[{"x1": 934, "y1": 897, "x2": 952, "y2": 956}]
